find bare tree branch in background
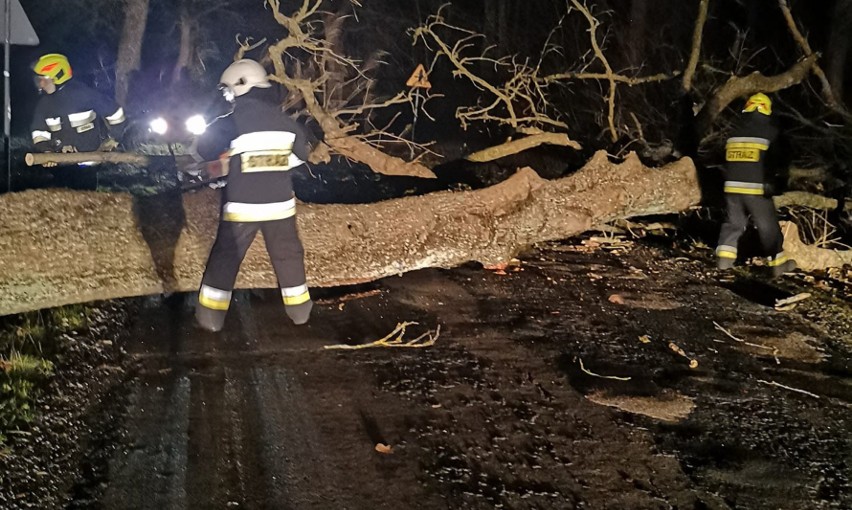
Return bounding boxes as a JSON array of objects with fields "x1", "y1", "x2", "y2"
[
  {"x1": 682, "y1": 0, "x2": 710, "y2": 93},
  {"x1": 240, "y1": 0, "x2": 437, "y2": 178},
  {"x1": 539, "y1": 0, "x2": 679, "y2": 143},
  {"x1": 411, "y1": 5, "x2": 581, "y2": 162},
  {"x1": 777, "y1": 0, "x2": 844, "y2": 111}
]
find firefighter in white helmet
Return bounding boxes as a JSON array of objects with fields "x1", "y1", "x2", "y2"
[{"x1": 195, "y1": 59, "x2": 312, "y2": 332}]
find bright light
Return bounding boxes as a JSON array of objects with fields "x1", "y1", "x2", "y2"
[
  {"x1": 149, "y1": 117, "x2": 168, "y2": 135},
  {"x1": 185, "y1": 114, "x2": 207, "y2": 136}
]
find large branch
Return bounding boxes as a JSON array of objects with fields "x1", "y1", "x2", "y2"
[
  {"x1": 465, "y1": 133, "x2": 581, "y2": 162},
  {"x1": 0, "y1": 151, "x2": 698, "y2": 316},
  {"x1": 695, "y1": 55, "x2": 818, "y2": 136},
  {"x1": 777, "y1": 0, "x2": 842, "y2": 110}
]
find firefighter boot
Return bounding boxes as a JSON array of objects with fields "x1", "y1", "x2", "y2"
[
  {"x1": 771, "y1": 259, "x2": 797, "y2": 278},
  {"x1": 196, "y1": 302, "x2": 227, "y2": 332},
  {"x1": 286, "y1": 300, "x2": 313, "y2": 325},
  {"x1": 716, "y1": 257, "x2": 735, "y2": 270}
]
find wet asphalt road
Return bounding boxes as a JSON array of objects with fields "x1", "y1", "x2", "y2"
[{"x1": 83, "y1": 243, "x2": 851, "y2": 509}]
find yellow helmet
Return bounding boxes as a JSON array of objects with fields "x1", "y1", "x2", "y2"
[
  {"x1": 33, "y1": 53, "x2": 73, "y2": 85},
  {"x1": 743, "y1": 92, "x2": 772, "y2": 116}
]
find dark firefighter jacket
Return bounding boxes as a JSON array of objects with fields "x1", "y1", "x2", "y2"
[
  {"x1": 723, "y1": 112, "x2": 789, "y2": 196},
  {"x1": 30, "y1": 81, "x2": 126, "y2": 153},
  {"x1": 197, "y1": 89, "x2": 310, "y2": 222}
]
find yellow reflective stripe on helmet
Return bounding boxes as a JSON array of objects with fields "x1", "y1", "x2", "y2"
[
  {"x1": 222, "y1": 198, "x2": 296, "y2": 222},
  {"x1": 105, "y1": 107, "x2": 126, "y2": 125},
  {"x1": 32, "y1": 130, "x2": 51, "y2": 143},
  {"x1": 199, "y1": 284, "x2": 232, "y2": 311},
  {"x1": 45, "y1": 117, "x2": 61, "y2": 131},
  {"x1": 767, "y1": 252, "x2": 788, "y2": 267},
  {"x1": 281, "y1": 284, "x2": 310, "y2": 306},
  {"x1": 68, "y1": 110, "x2": 96, "y2": 128},
  {"x1": 230, "y1": 131, "x2": 296, "y2": 155},
  {"x1": 723, "y1": 181, "x2": 764, "y2": 195}
]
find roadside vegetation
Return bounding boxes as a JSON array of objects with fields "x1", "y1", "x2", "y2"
[{"x1": 0, "y1": 306, "x2": 90, "y2": 446}]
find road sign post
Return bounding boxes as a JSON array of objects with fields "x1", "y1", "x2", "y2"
[{"x1": 1, "y1": 0, "x2": 40, "y2": 192}]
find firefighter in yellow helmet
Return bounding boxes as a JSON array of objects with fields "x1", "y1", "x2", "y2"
[
  {"x1": 30, "y1": 54, "x2": 126, "y2": 157},
  {"x1": 715, "y1": 92, "x2": 796, "y2": 277}
]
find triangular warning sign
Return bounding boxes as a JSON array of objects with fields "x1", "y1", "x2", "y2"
[
  {"x1": 0, "y1": 0, "x2": 40, "y2": 46},
  {"x1": 406, "y1": 63, "x2": 431, "y2": 89}
]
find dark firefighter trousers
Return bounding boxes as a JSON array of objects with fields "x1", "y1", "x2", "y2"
[
  {"x1": 197, "y1": 216, "x2": 310, "y2": 329},
  {"x1": 716, "y1": 193, "x2": 786, "y2": 265}
]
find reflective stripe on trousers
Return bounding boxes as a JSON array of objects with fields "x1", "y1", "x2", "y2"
[
  {"x1": 200, "y1": 216, "x2": 309, "y2": 311},
  {"x1": 222, "y1": 198, "x2": 296, "y2": 222},
  {"x1": 716, "y1": 194, "x2": 783, "y2": 262},
  {"x1": 281, "y1": 283, "x2": 310, "y2": 306},
  {"x1": 723, "y1": 181, "x2": 764, "y2": 195},
  {"x1": 198, "y1": 284, "x2": 232, "y2": 311}
]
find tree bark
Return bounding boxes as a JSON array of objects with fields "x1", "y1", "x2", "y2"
[
  {"x1": 827, "y1": 0, "x2": 852, "y2": 102},
  {"x1": 26, "y1": 152, "x2": 150, "y2": 167},
  {"x1": 0, "y1": 151, "x2": 698, "y2": 316},
  {"x1": 172, "y1": 5, "x2": 194, "y2": 85},
  {"x1": 115, "y1": 0, "x2": 150, "y2": 105},
  {"x1": 465, "y1": 133, "x2": 581, "y2": 163}
]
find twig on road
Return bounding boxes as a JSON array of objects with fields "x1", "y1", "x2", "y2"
[
  {"x1": 324, "y1": 322, "x2": 440, "y2": 350},
  {"x1": 578, "y1": 358, "x2": 632, "y2": 381},
  {"x1": 713, "y1": 321, "x2": 781, "y2": 364},
  {"x1": 757, "y1": 378, "x2": 820, "y2": 399}
]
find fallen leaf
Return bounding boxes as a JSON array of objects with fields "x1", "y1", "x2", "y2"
[{"x1": 638, "y1": 335, "x2": 651, "y2": 344}]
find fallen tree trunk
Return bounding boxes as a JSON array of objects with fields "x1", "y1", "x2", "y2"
[{"x1": 0, "y1": 151, "x2": 698, "y2": 316}]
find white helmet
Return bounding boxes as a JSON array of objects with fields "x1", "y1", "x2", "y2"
[{"x1": 219, "y1": 59, "x2": 272, "y2": 100}]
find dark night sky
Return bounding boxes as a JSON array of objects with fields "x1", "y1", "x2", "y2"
[{"x1": 5, "y1": 0, "x2": 850, "y2": 146}]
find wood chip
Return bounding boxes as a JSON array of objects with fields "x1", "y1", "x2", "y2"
[
  {"x1": 775, "y1": 292, "x2": 811, "y2": 309},
  {"x1": 608, "y1": 294, "x2": 625, "y2": 305},
  {"x1": 375, "y1": 443, "x2": 393, "y2": 454}
]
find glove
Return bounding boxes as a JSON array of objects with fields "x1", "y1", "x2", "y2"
[
  {"x1": 43, "y1": 160, "x2": 58, "y2": 168},
  {"x1": 61, "y1": 145, "x2": 78, "y2": 153},
  {"x1": 98, "y1": 138, "x2": 119, "y2": 152}
]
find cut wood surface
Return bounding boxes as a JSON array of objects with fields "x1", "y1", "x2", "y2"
[{"x1": 0, "y1": 151, "x2": 698, "y2": 315}]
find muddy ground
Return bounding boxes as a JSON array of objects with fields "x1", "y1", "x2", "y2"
[{"x1": 1, "y1": 233, "x2": 849, "y2": 509}]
